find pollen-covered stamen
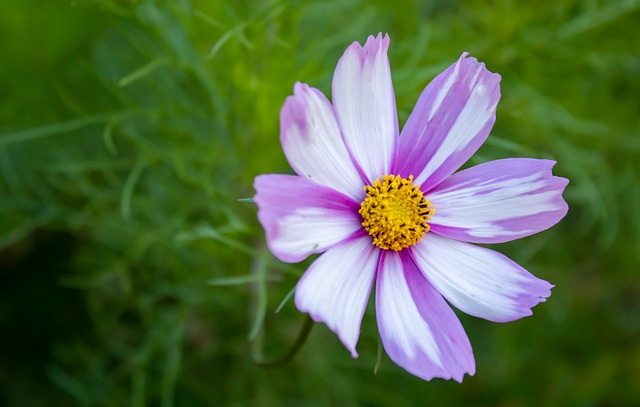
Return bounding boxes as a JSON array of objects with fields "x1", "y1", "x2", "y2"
[{"x1": 359, "y1": 175, "x2": 435, "y2": 251}]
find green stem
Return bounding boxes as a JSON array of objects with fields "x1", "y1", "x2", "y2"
[{"x1": 253, "y1": 315, "x2": 315, "y2": 368}]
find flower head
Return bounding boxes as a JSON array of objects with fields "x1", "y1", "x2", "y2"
[{"x1": 254, "y1": 33, "x2": 568, "y2": 382}]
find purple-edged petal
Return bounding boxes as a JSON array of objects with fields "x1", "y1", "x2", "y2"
[
  {"x1": 376, "y1": 251, "x2": 475, "y2": 382},
  {"x1": 295, "y1": 236, "x2": 379, "y2": 357},
  {"x1": 427, "y1": 158, "x2": 569, "y2": 244},
  {"x1": 254, "y1": 174, "x2": 361, "y2": 263},
  {"x1": 281, "y1": 82, "x2": 365, "y2": 200},
  {"x1": 397, "y1": 53, "x2": 501, "y2": 190},
  {"x1": 332, "y1": 33, "x2": 398, "y2": 183},
  {"x1": 411, "y1": 234, "x2": 553, "y2": 323}
]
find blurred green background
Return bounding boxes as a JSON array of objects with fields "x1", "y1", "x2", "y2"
[{"x1": 1, "y1": 0, "x2": 639, "y2": 405}]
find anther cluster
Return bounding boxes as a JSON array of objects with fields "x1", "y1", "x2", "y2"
[{"x1": 359, "y1": 175, "x2": 434, "y2": 251}]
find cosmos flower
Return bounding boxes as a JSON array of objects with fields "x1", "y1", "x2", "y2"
[{"x1": 253, "y1": 33, "x2": 568, "y2": 382}]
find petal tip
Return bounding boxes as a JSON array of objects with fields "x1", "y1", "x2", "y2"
[
  {"x1": 292, "y1": 81, "x2": 309, "y2": 94},
  {"x1": 366, "y1": 32, "x2": 390, "y2": 49},
  {"x1": 280, "y1": 93, "x2": 307, "y2": 138},
  {"x1": 344, "y1": 33, "x2": 391, "y2": 65},
  {"x1": 457, "y1": 52, "x2": 502, "y2": 85}
]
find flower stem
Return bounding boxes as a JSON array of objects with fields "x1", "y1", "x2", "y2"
[{"x1": 252, "y1": 315, "x2": 314, "y2": 368}]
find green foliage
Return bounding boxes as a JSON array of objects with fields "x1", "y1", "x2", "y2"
[{"x1": 1, "y1": 0, "x2": 639, "y2": 405}]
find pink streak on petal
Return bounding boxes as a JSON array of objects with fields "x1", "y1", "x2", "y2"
[
  {"x1": 280, "y1": 82, "x2": 365, "y2": 201},
  {"x1": 411, "y1": 234, "x2": 553, "y2": 323},
  {"x1": 397, "y1": 53, "x2": 501, "y2": 191},
  {"x1": 427, "y1": 158, "x2": 569, "y2": 243},
  {"x1": 254, "y1": 174, "x2": 362, "y2": 263},
  {"x1": 376, "y1": 251, "x2": 475, "y2": 382},
  {"x1": 295, "y1": 235, "x2": 379, "y2": 357},
  {"x1": 332, "y1": 33, "x2": 399, "y2": 184}
]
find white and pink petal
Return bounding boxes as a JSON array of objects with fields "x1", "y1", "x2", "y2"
[
  {"x1": 254, "y1": 174, "x2": 361, "y2": 263},
  {"x1": 295, "y1": 236, "x2": 379, "y2": 357},
  {"x1": 427, "y1": 158, "x2": 569, "y2": 244},
  {"x1": 376, "y1": 251, "x2": 475, "y2": 382},
  {"x1": 332, "y1": 33, "x2": 398, "y2": 183},
  {"x1": 397, "y1": 53, "x2": 501, "y2": 190},
  {"x1": 280, "y1": 82, "x2": 365, "y2": 200},
  {"x1": 411, "y1": 234, "x2": 553, "y2": 323}
]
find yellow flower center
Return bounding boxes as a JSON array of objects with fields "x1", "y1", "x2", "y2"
[{"x1": 359, "y1": 175, "x2": 434, "y2": 251}]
